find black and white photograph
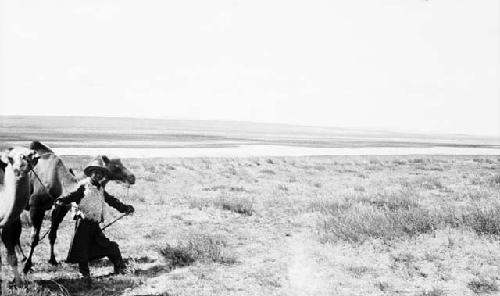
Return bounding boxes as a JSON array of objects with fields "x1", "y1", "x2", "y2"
[{"x1": 1, "y1": 0, "x2": 499, "y2": 295}]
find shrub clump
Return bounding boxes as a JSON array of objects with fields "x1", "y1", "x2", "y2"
[
  {"x1": 160, "y1": 243, "x2": 195, "y2": 268},
  {"x1": 360, "y1": 190, "x2": 419, "y2": 211},
  {"x1": 160, "y1": 234, "x2": 237, "y2": 267},
  {"x1": 409, "y1": 158, "x2": 430, "y2": 164},
  {"x1": 460, "y1": 202, "x2": 500, "y2": 235},
  {"x1": 489, "y1": 174, "x2": 500, "y2": 185},
  {"x1": 393, "y1": 159, "x2": 408, "y2": 165},
  {"x1": 418, "y1": 287, "x2": 446, "y2": 296},
  {"x1": 467, "y1": 276, "x2": 499, "y2": 294},
  {"x1": 216, "y1": 196, "x2": 254, "y2": 216},
  {"x1": 318, "y1": 197, "x2": 500, "y2": 243},
  {"x1": 319, "y1": 203, "x2": 440, "y2": 243},
  {"x1": 308, "y1": 199, "x2": 352, "y2": 214},
  {"x1": 9, "y1": 282, "x2": 70, "y2": 296},
  {"x1": 417, "y1": 177, "x2": 444, "y2": 190}
]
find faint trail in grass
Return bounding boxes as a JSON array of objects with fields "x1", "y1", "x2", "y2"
[{"x1": 286, "y1": 232, "x2": 330, "y2": 296}]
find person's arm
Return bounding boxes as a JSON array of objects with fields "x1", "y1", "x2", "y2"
[
  {"x1": 56, "y1": 185, "x2": 85, "y2": 205},
  {"x1": 104, "y1": 191, "x2": 134, "y2": 214}
]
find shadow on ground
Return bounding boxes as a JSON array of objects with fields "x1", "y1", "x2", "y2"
[
  {"x1": 133, "y1": 265, "x2": 172, "y2": 277},
  {"x1": 32, "y1": 263, "x2": 172, "y2": 296},
  {"x1": 35, "y1": 277, "x2": 137, "y2": 296},
  {"x1": 89, "y1": 256, "x2": 157, "y2": 268},
  {"x1": 2, "y1": 256, "x2": 183, "y2": 295}
]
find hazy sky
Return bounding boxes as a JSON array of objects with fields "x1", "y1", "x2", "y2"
[{"x1": 1, "y1": 0, "x2": 499, "y2": 136}]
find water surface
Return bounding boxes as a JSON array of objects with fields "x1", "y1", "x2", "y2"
[{"x1": 54, "y1": 145, "x2": 500, "y2": 158}]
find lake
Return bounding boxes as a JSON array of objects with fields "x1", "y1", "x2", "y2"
[{"x1": 53, "y1": 145, "x2": 500, "y2": 158}]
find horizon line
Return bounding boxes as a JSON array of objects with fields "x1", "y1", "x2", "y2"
[{"x1": 1, "y1": 113, "x2": 498, "y2": 139}]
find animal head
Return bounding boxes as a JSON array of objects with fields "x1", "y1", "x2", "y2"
[
  {"x1": 0, "y1": 147, "x2": 40, "y2": 177},
  {"x1": 29, "y1": 140, "x2": 54, "y2": 154},
  {"x1": 101, "y1": 155, "x2": 136, "y2": 185}
]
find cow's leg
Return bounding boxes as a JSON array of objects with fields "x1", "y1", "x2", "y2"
[
  {"x1": 23, "y1": 208, "x2": 45, "y2": 274},
  {"x1": 2, "y1": 219, "x2": 22, "y2": 287},
  {"x1": 48, "y1": 203, "x2": 70, "y2": 266}
]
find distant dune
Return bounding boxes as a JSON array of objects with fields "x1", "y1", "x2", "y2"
[{"x1": 1, "y1": 115, "x2": 499, "y2": 149}]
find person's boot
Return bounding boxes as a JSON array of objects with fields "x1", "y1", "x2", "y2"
[
  {"x1": 109, "y1": 246, "x2": 127, "y2": 275},
  {"x1": 83, "y1": 275, "x2": 92, "y2": 288},
  {"x1": 78, "y1": 261, "x2": 91, "y2": 287},
  {"x1": 113, "y1": 262, "x2": 127, "y2": 275}
]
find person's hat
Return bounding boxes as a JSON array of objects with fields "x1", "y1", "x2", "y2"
[{"x1": 84, "y1": 157, "x2": 110, "y2": 177}]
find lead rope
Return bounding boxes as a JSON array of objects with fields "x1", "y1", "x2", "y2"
[
  {"x1": 101, "y1": 184, "x2": 131, "y2": 231},
  {"x1": 32, "y1": 168, "x2": 56, "y2": 241},
  {"x1": 39, "y1": 180, "x2": 131, "y2": 239},
  {"x1": 30, "y1": 168, "x2": 54, "y2": 200},
  {"x1": 38, "y1": 164, "x2": 77, "y2": 241}
]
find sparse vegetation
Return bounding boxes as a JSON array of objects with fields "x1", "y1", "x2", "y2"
[
  {"x1": 215, "y1": 195, "x2": 254, "y2": 216},
  {"x1": 468, "y1": 277, "x2": 499, "y2": 294},
  {"x1": 317, "y1": 193, "x2": 500, "y2": 243},
  {"x1": 489, "y1": 174, "x2": 500, "y2": 185},
  {"x1": 160, "y1": 234, "x2": 237, "y2": 266},
  {"x1": 375, "y1": 280, "x2": 392, "y2": 292},
  {"x1": 159, "y1": 244, "x2": 195, "y2": 268},
  {"x1": 418, "y1": 287, "x2": 446, "y2": 296},
  {"x1": 6, "y1": 155, "x2": 500, "y2": 295},
  {"x1": 4, "y1": 283, "x2": 68, "y2": 296},
  {"x1": 318, "y1": 202, "x2": 441, "y2": 243},
  {"x1": 259, "y1": 169, "x2": 276, "y2": 175},
  {"x1": 461, "y1": 201, "x2": 500, "y2": 235}
]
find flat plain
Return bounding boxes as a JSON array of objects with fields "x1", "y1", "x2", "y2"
[
  {"x1": 2, "y1": 115, "x2": 499, "y2": 149},
  {"x1": 1, "y1": 116, "x2": 500, "y2": 296},
  {"x1": 3, "y1": 154, "x2": 499, "y2": 296}
]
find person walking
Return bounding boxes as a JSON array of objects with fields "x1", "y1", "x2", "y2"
[{"x1": 56, "y1": 157, "x2": 134, "y2": 287}]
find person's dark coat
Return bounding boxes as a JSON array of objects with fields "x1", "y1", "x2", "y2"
[{"x1": 57, "y1": 180, "x2": 132, "y2": 263}]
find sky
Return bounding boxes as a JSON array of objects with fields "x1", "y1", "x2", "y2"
[{"x1": 1, "y1": 0, "x2": 499, "y2": 136}]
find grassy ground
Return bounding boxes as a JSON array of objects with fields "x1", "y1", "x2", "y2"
[{"x1": 2, "y1": 155, "x2": 500, "y2": 295}]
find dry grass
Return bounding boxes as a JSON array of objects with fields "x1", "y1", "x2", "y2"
[
  {"x1": 316, "y1": 193, "x2": 500, "y2": 243},
  {"x1": 215, "y1": 196, "x2": 254, "y2": 216},
  {"x1": 468, "y1": 276, "x2": 499, "y2": 294},
  {"x1": 489, "y1": 173, "x2": 500, "y2": 185},
  {"x1": 160, "y1": 233, "x2": 237, "y2": 266},
  {"x1": 6, "y1": 155, "x2": 500, "y2": 295},
  {"x1": 2, "y1": 283, "x2": 68, "y2": 296}
]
